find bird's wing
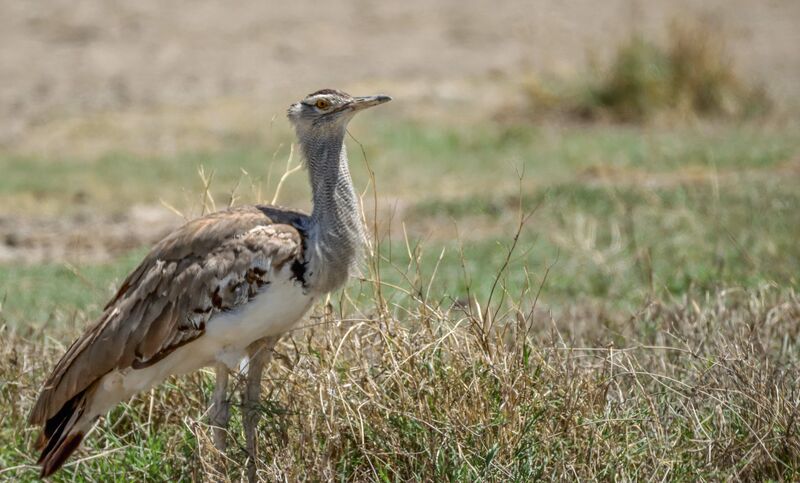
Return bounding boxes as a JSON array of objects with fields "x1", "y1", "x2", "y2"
[{"x1": 30, "y1": 206, "x2": 306, "y2": 425}]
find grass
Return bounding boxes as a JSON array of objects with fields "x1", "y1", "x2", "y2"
[
  {"x1": 2, "y1": 278, "x2": 799, "y2": 480},
  {"x1": 1, "y1": 118, "x2": 798, "y2": 214},
  {"x1": 3, "y1": 121, "x2": 797, "y2": 321},
  {"x1": 2, "y1": 165, "x2": 797, "y2": 325},
  {"x1": 523, "y1": 21, "x2": 771, "y2": 122},
  {"x1": 0, "y1": 114, "x2": 799, "y2": 480},
  {"x1": 0, "y1": 250, "x2": 146, "y2": 326}
]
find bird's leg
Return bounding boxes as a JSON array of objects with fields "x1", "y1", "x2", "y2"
[
  {"x1": 241, "y1": 335, "x2": 279, "y2": 483},
  {"x1": 209, "y1": 364, "x2": 231, "y2": 452}
]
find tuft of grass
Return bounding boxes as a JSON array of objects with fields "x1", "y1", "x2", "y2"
[
  {"x1": 585, "y1": 35, "x2": 673, "y2": 121},
  {"x1": 524, "y1": 21, "x2": 771, "y2": 122}
]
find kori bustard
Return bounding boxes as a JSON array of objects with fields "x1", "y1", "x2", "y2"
[{"x1": 29, "y1": 89, "x2": 391, "y2": 478}]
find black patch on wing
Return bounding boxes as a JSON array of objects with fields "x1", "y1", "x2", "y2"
[
  {"x1": 254, "y1": 205, "x2": 308, "y2": 227},
  {"x1": 291, "y1": 225, "x2": 309, "y2": 288},
  {"x1": 291, "y1": 258, "x2": 308, "y2": 287},
  {"x1": 256, "y1": 205, "x2": 310, "y2": 288}
]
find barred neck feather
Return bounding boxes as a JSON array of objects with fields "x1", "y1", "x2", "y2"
[{"x1": 301, "y1": 128, "x2": 365, "y2": 294}]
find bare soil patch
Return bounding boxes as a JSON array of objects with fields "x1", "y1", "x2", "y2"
[{"x1": 0, "y1": 205, "x2": 177, "y2": 264}]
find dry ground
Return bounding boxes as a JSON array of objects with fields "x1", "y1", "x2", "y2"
[{"x1": 2, "y1": 0, "x2": 799, "y2": 146}]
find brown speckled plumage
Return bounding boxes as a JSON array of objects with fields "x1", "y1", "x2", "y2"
[{"x1": 30, "y1": 206, "x2": 305, "y2": 428}]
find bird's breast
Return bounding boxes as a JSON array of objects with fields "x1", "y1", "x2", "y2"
[{"x1": 206, "y1": 268, "x2": 315, "y2": 356}]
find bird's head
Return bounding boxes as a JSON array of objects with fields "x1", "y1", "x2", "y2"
[{"x1": 287, "y1": 89, "x2": 391, "y2": 140}]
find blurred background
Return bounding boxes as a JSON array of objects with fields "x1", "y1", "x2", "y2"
[{"x1": 0, "y1": 0, "x2": 798, "y2": 325}]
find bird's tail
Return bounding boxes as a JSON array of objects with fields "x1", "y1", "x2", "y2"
[{"x1": 34, "y1": 385, "x2": 97, "y2": 478}]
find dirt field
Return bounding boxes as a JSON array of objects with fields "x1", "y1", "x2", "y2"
[{"x1": 2, "y1": 0, "x2": 799, "y2": 146}]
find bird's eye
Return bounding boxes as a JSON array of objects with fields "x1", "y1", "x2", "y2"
[{"x1": 315, "y1": 99, "x2": 330, "y2": 109}]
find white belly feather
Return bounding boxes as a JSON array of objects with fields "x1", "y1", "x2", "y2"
[
  {"x1": 205, "y1": 272, "x2": 314, "y2": 368},
  {"x1": 89, "y1": 266, "x2": 314, "y2": 418}
]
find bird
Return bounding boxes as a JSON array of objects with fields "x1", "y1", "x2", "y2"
[{"x1": 28, "y1": 89, "x2": 391, "y2": 479}]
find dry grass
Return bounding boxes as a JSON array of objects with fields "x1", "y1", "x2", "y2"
[
  {"x1": 1, "y1": 226, "x2": 798, "y2": 480},
  {"x1": 238, "y1": 287, "x2": 800, "y2": 481}
]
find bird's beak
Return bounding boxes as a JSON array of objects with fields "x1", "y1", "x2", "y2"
[{"x1": 348, "y1": 95, "x2": 392, "y2": 112}]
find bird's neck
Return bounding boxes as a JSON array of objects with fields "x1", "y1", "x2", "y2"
[{"x1": 302, "y1": 130, "x2": 365, "y2": 294}]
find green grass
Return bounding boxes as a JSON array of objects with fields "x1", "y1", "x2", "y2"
[
  {"x1": 0, "y1": 249, "x2": 146, "y2": 326},
  {"x1": 2, "y1": 138, "x2": 797, "y2": 324},
  {"x1": 0, "y1": 148, "x2": 281, "y2": 215},
  {"x1": 401, "y1": 176, "x2": 799, "y2": 297},
  {"x1": 2, "y1": 119, "x2": 797, "y2": 214}
]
